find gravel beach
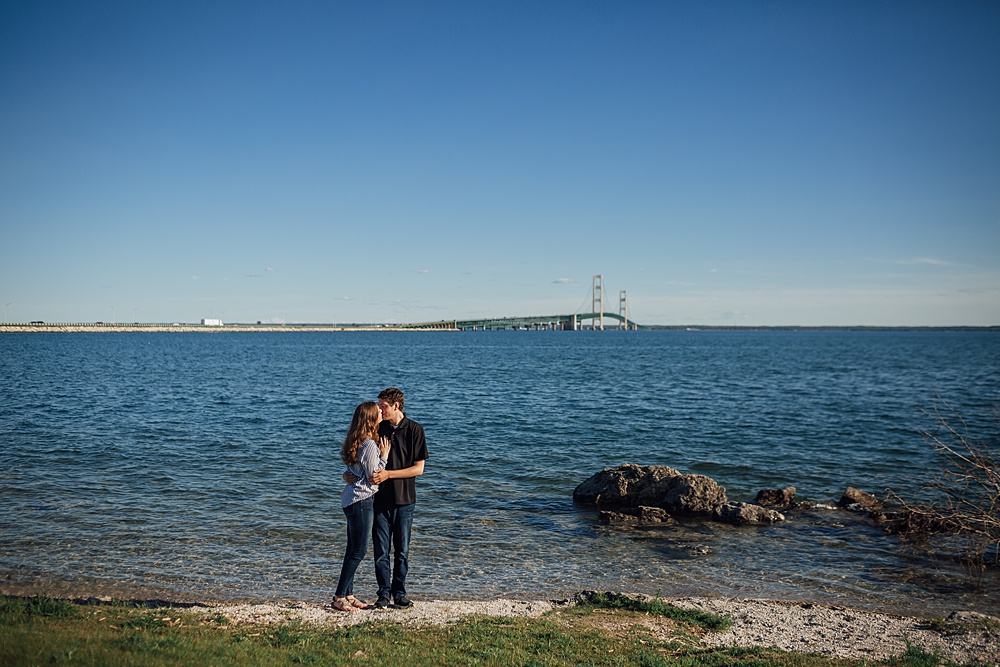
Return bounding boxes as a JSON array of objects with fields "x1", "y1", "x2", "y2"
[{"x1": 202, "y1": 595, "x2": 1000, "y2": 664}]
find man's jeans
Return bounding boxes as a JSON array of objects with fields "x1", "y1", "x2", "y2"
[
  {"x1": 335, "y1": 497, "x2": 374, "y2": 598},
  {"x1": 372, "y1": 503, "x2": 414, "y2": 599}
]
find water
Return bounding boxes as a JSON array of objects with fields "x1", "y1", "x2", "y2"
[{"x1": 2, "y1": 330, "x2": 998, "y2": 617}]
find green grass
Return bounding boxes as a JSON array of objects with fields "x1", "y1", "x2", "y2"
[
  {"x1": 928, "y1": 616, "x2": 1000, "y2": 636},
  {"x1": 0, "y1": 595, "x2": 78, "y2": 623},
  {"x1": 579, "y1": 591, "x2": 733, "y2": 631},
  {"x1": 0, "y1": 595, "x2": 980, "y2": 667}
]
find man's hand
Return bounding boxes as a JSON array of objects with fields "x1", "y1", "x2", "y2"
[
  {"x1": 343, "y1": 471, "x2": 359, "y2": 485},
  {"x1": 370, "y1": 469, "x2": 391, "y2": 485}
]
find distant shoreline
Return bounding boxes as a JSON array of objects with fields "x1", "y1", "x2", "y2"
[
  {"x1": 0, "y1": 324, "x2": 413, "y2": 333},
  {"x1": 1, "y1": 323, "x2": 998, "y2": 334}
]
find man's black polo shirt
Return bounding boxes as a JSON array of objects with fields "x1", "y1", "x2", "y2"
[{"x1": 374, "y1": 415, "x2": 428, "y2": 509}]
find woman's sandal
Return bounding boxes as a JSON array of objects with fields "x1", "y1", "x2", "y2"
[
  {"x1": 346, "y1": 595, "x2": 369, "y2": 610},
  {"x1": 332, "y1": 597, "x2": 358, "y2": 612}
]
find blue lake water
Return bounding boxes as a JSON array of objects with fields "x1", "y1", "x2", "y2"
[{"x1": 1, "y1": 330, "x2": 998, "y2": 617}]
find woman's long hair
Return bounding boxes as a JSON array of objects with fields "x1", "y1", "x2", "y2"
[{"x1": 341, "y1": 401, "x2": 381, "y2": 466}]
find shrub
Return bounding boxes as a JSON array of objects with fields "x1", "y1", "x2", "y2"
[{"x1": 885, "y1": 402, "x2": 1000, "y2": 577}]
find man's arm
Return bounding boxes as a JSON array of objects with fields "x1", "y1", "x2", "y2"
[{"x1": 370, "y1": 460, "x2": 424, "y2": 485}]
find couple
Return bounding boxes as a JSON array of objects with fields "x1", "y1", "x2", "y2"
[{"x1": 332, "y1": 387, "x2": 428, "y2": 612}]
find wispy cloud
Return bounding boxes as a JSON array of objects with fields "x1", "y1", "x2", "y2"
[
  {"x1": 266, "y1": 267, "x2": 277, "y2": 272},
  {"x1": 894, "y1": 257, "x2": 952, "y2": 267},
  {"x1": 553, "y1": 278, "x2": 575, "y2": 284},
  {"x1": 416, "y1": 269, "x2": 430, "y2": 274}
]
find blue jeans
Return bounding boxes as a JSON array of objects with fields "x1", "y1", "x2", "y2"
[
  {"x1": 372, "y1": 503, "x2": 414, "y2": 599},
  {"x1": 335, "y1": 497, "x2": 374, "y2": 598}
]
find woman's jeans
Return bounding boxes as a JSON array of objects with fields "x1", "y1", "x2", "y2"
[{"x1": 335, "y1": 497, "x2": 374, "y2": 598}]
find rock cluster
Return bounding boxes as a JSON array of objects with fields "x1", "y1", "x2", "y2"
[
  {"x1": 573, "y1": 463, "x2": 921, "y2": 533},
  {"x1": 573, "y1": 463, "x2": 784, "y2": 526},
  {"x1": 837, "y1": 486, "x2": 956, "y2": 537}
]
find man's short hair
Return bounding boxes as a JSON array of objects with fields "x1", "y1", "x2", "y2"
[{"x1": 378, "y1": 387, "x2": 405, "y2": 411}]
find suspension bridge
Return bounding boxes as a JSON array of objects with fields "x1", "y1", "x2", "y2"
[{"x1": 409, "y1": 275, "x2": 641, "y2": 331}]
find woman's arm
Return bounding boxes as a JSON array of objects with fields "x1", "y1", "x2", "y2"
[{"x1": 358, "y1": 439, "x2": 385, "y2": 480}]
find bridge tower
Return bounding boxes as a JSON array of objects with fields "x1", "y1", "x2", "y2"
[
  {"x1": 592, "y1": 275, "x2": 604, "y2": 330},
  {"x1": 619, "y1": 290, "x2": 628, "y2": 330}
]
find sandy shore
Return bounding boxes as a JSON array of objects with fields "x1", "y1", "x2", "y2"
[{"x1": 196, "y1": 595, "x2": 1000, "y2": 663}]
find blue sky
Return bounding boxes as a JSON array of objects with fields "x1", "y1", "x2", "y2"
[{"x1": 2, "y1": 1, "x2": 998, "y2": 326}]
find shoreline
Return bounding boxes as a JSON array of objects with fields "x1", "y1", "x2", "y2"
[
  {"x1": 0, "y1": 324, "x2": 409, "y2": 333},
  {"x1": 5, "y1": 590, "x2": 998, "y2": 662}
]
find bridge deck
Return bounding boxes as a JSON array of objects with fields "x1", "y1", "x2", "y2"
[{"x1": 409, "y1": 312, "x2": 638, "y2": 330}]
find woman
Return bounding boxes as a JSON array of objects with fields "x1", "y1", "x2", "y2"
[{"x1": 333, "y1": 401, "x2": 390, "y2": 612}]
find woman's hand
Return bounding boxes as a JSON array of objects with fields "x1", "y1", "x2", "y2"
[{"x1": 378, "y1": 435, "x2": 391, "y2": 459}]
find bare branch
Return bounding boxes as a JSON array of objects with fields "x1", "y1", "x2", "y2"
[{"x1": 885, "y1": 402, "x2": 1000, "y2": 572}]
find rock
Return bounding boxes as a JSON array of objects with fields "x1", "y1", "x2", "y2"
[
  {"x1": 714, "y1": 502, "x2": 786, "y2": 525},
  {"x1": 635, "y1": 506, "x2": 674, "y2": 523},
  {"x1": 882, "y1": 506, "x2": 964, "y2": 534},
  {"x1": 598, "y1": 506, "x2": 677, "y2": 526},
  {"x1": 599, "y1": 511, "x2": 639, "y2": 525},
  {"x1": 755, "y1": 486, "x2": 796, "y2": 507},
  {"x1": 573, "y1": 464, "x2": 727, "y2": 515},
  {"x1": 838, "y1": 487, "x2": 883, "y2": 512},
  {"x1": 572, "y1": 464, "x2": 681, "y2": 507},
  {"x1": 662, "y1": 474, "x2": 728, "y2": 513}
]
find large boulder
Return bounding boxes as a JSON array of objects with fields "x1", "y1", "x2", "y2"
[
  {"x1": 572, "y1": 464, "x2": 681, "y2": 507},
  {"x1": 573, "y1": 464, "x2": 727, "y2": 515}
]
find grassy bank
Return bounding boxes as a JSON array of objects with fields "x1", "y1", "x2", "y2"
[{"x1": 0, "y1": 595, "x2": 954, "y2": 667}]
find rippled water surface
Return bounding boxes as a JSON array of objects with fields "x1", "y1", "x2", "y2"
[{"x1": 2, "y1": 330, "x2": 998, "y2": 616}]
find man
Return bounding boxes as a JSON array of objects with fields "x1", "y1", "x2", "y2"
[{"x1": 368, "y1": 387, "x2": 427, "y2": 608}]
